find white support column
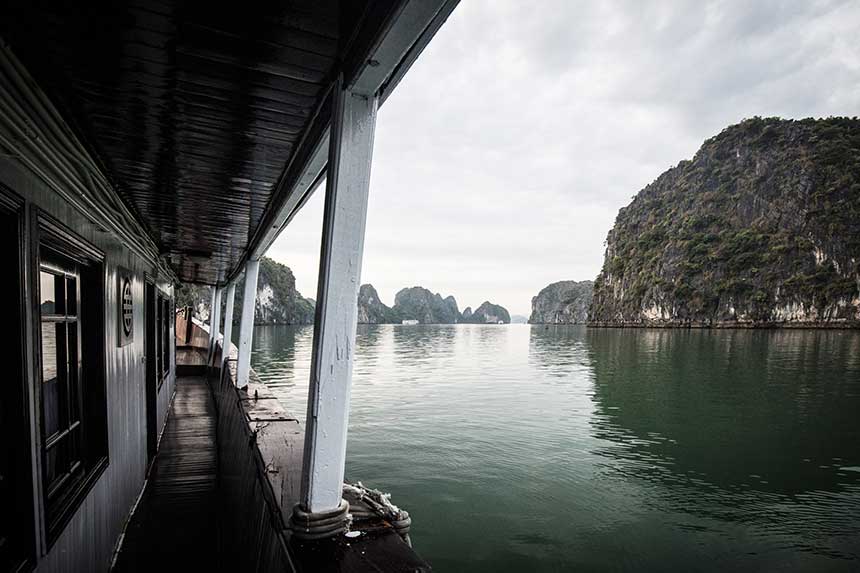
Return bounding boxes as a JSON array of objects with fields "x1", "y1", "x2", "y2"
[
  {"x1": 300, "y1": 76, "x2": 378, "y2": 514},
  {"x1": 221, "y1": 282, "x2": 236, "y2": 371},
  {"x1": 236, "y1": 259, "x2": 260, "y2": 389},
  {"x1": 207, "y1": 286, "x2": 222, "y2": 365}
]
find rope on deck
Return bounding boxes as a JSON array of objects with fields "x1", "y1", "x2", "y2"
[{"x1": 343, "y1": 482, "x2": 413, "y2": 546}]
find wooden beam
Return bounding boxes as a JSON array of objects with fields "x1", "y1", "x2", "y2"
[
  {"x1": 348, "y1": 0, "x2": 460, "y2": 101},
  {"x1": 236, "y1": 259, "x2": 260, "y2": 389},
  {"x1": 221, "y1": 282, "x2": 236, "y2": 371},
  {"x1": 207, "y1": 287, "x2": 222, "y2": 365},
  {"x1": 300, "y1": 75, "x2": 378, "y2": 513}
]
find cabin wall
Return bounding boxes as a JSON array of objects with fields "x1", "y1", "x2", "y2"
[{"x1": 0, "y1": 153, "x2": 176, "y2": 572}]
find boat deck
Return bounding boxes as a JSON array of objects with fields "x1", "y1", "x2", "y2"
[
  {"x1": 113, "y1": 375, "x2": 218, "y2": 571},
  {"x1": 111, "y1": 362, "x2": 429, "y2": 573}
]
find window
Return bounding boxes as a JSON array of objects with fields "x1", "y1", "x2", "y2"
[
  {"x1": 39, "y1": 252, "x2": 84, "y2": 505},
  {"x1": 160, "y1": 297, "x2": 171, "y2": 379},
  {"x1": 154, "y1": 292, "x2": 172, "y2": 386},
  {"x1": 36, "y1": 222, "x2": 107, "y2": 543}
]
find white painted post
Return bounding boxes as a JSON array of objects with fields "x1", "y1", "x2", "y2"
[
  {"x1": 236, "y1": 259, "x2": 260, "y2": 389},
  {"x1": 221, "y1": 282, "x2": 236, "y2": 371},
  {"x1": 300, "y1": 76, "x2": 378, "y2": 513},
  {"x1": 207, "y1": 287, "x2": 222, "y2": 365}
]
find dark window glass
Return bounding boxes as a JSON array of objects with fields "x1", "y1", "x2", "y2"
[
  {"x1": 39, "y1": 256, "x2": 82, "y2": 498},
  {"x1": 66, "y1": 277, "x2": 77, "y2": 317},
  {"x1": 44, "y1": 445, "x2": 60, "y2": 491},
  {"x1": 155, "y1": 296, "x2": 162, "y2": 378},
  {"x1": 161, "y1": 298, "x2": 170, "y2": 377},
  {"x1": 36, "y1": 242, "x2": 105, "y2": 541},
  {"x1": 68, "y1": 327, "x2": 80, "y2": 424}
]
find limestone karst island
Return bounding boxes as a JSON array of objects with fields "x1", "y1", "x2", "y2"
[
  {"x1": 532, "y1": 117, "x2": 860, "y2": 328},
  {"x1": 202, "y1": 118, "x2": 859, "y2": 332}
]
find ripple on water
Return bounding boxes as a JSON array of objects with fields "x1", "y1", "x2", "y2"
[{"x1": 251, "y1": 324, "x2": 860, "y2": 571}]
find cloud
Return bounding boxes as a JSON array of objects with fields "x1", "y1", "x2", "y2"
[{"x1": 268, "y1": 0, "x2": 860, "y2": 316}]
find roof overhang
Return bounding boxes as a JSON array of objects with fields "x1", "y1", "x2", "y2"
[{"x1": 1, "y1": 0, "x2": 457, "y2": 285}]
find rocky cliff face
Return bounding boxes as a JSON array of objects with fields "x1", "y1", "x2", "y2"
[
  {"x1": 176, "y1": 257, "x2": 315, "y2": 325},
  {"x1": 253, "y1": 257, "x2": 315, "y2": 324},
  {"x1": 175, "y1": 283, "x2": 212, "y2": 321},
  {"x1": 357, "y1": 285, "x2": 511, "y2": 324},
  {"x1": 392, "y1": 286, "x2": 461, "y2": 324},
  {"x1": 590, "y1": 117, "x2": 860, "y2": 327},
  {"x1": 357, "y1": 284, "x2": 397, "y2": 324},
  {"x1": 462, "y1": 301, "x2": 511, "y2": 324},
  {"x1": 529, "y1": 280, "x2": 593, "y2": 323}
]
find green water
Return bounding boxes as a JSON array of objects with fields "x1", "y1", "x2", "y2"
[{"x1": 251, "y1": 325, "x2": 860, "y2": 572}]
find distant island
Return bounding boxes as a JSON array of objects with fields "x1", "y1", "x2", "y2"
[
  {"x1": 534, "y1": 117, "x2": 859, "y2": 328},
  {"x1": 358, "y1": 285, "x2": 510, "y2": 324},
  {"x1": 177, "y1": 259, "x2": 511, "y2": 325},
  {"x1": 184, "y1": 117, "x2": 860, "y2": 333}
]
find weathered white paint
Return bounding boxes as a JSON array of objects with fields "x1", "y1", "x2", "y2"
[
  {"x1": 207, "y1": 287, "x2": 222, "y2": 366},
  {"x1": 300, "y1": 77, "x2": 378, "y2": 513},
  {"x1": 221, "y1": 282, "x2": 236, "y2": 370},
  {"x1": 237, "y1": 259, "x2": 260, "y2": 389},
  {"x1": 351, "y1": 0, "x2": 459, "y2": 101}
]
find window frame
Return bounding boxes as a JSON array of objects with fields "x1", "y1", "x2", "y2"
[
  {"x1": 38, "y1": 252, "x2": 86, "y2": 508},
  {"x1": 0, "y1": 186, "x2": 35, "y2": 573},
  {"x1": 32, "y1": 212, "x2": 108, "y2": 547},
  {"x1": 160, "y1": 295, "x2": 171, "y2": 382},
  {"x1": 153, "y1": 291, "x2": 172, "y2": 388}
]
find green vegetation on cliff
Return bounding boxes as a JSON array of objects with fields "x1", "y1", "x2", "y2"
[
  {"x1": 357, "y1": 284, "x2": 399, "y2": 324},
  {"x1": 357, "y1": 284, "x2": 511, "y2": 324},
  {"x1": 530, "y1": 280, "x2": 593, "y2": 324},
  {"x1": 461, "y1": 301, "x2": 511, "y2": 324},
  {"x1": 253, "y1": 257, "x2": 315, "y2": 324},
  {"x1": 590, "y1": 117, "x2": 860, "y2": 326},
  {"x1": 392, "y1": 287, "x2": 461, "y2": 324},
  {"x1": 177, "y1": 257, "x2": 315, "y2": 325}
]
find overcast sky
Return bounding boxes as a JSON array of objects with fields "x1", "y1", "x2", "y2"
[{"x1": 268, "y1": 0, "x2": 860, "y2": 317}]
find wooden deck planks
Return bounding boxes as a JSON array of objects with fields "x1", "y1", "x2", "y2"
[{"x1": 113, "y1": 375, "x2": 218, "y2": 572}]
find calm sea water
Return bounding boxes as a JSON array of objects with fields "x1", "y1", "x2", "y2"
[{"x1": 250, "y1": 324, "x2": 860, "y2": 572}]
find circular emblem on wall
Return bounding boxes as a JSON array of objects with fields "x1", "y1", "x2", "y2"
[{"x1": 122, "y1": 277, "x2": 133, "y2": 337}]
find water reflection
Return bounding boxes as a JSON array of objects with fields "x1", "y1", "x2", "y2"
[
  {"x1": 528, "y1": 324, "x2": 592, "y2": 377},
  {"x1": 391, "y1": 324, "x2": 458, "y2": 364},
  {"x1": 251, "y1": 325, "x2": 313, "y2": 416},
  {"x1": 585, "y1": 329, "x2": 860, "y2": 492},
  {"x1": 252, "y1": 324, "x2": 860, "y2": 570},
  {"x1": 583, "y1": 328, "x2": 860, "y2": 562}
]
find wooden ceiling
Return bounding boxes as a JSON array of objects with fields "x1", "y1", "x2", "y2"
[{"x1": 2, "y1": 0, "x2": 404, "y2": 284}]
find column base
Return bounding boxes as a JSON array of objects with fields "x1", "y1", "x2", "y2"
[{"x1": 289, "y1": 499, "x2": 350, "y2": 540}]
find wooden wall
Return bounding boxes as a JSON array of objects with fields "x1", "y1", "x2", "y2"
[
  {"x1": 211, "y1": 362, "x2": 296, "y2": 573},
  {"x1": 1, "y1": 142, "x2": 176, "y2": 572}
]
